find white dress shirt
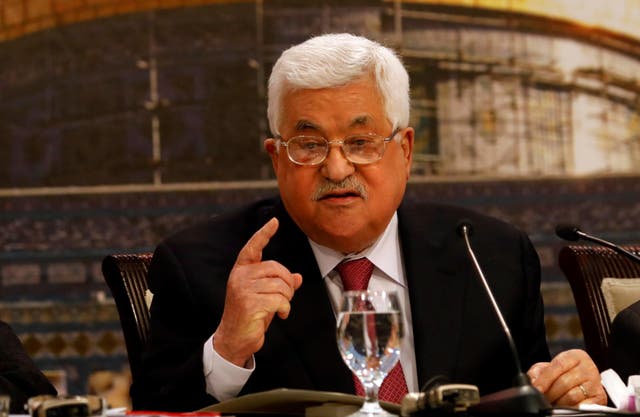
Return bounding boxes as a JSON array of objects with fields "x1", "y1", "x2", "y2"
[{"x1": 203, "y1": 212, "x2": 418, "y2": 400}]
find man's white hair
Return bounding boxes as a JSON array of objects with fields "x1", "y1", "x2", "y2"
[{"x1": 267, "y1": 33, "x2": 410, "y2": 136}]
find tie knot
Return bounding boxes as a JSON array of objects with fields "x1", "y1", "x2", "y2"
[{"x1": 335, "y1": 257, "x2": 374, "y2": 291}]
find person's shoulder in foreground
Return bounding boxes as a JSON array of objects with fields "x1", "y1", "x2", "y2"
[
  {"x1": 608, "y1": 299, "x2": 640, "y2": 382},
  {"x1": 0, "y1": 320, "x2": 57, "y2": 413}
]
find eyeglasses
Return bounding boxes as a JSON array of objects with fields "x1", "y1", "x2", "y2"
[{"x1": 276, "y1": 129, "x2": 400, "y2": 166}]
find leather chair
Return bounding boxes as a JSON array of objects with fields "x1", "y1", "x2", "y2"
[
  {"x1": 558, "y1": 244, "x2": 640, "y2": 371},
  {"x1": 102, "y1": 253, "x2": 154, "y2": 383}
]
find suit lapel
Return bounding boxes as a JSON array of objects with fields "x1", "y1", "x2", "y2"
[
  {"x1": 262, "y1": 201, "x2": 354, "y2": 393},
  {"x1": 398, "y1": 203, "x2": 471, "y2": 388}
]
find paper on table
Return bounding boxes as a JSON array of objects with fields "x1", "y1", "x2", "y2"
[{"x1": 600, "y1": 368, "x2": 640, "y2": 412}]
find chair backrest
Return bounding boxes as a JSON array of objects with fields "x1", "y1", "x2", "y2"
[
  {"x1": 102, "y1": 253, "x2": 153, "y2": 382},
  {"x1": 558, "y1": 244, "x2": 640, "y2": 371}
]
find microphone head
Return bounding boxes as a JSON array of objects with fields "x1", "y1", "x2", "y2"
[
  {"x1": 555, "y1": 224, "x2": 582, "y2": 241},
  {"x1": 456, "y1": 219, "x2": 474, "y2": 237}
]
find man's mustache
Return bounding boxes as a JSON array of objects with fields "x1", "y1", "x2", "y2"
[{"x1": 311, "y1": 176, "x2": 368, "y2": 201}]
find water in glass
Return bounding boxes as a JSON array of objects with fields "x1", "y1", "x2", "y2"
[{"x1": 336, "y1": 290, "x2": 403, "y2": 416}]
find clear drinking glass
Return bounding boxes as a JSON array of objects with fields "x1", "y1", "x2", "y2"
[{"x1": 336, "y1": 290, "x2": 403, "y2": 416}]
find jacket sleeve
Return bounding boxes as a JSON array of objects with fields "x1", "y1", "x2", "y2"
[
  {"x1": 131, "y1": 242, "x2": 217, "y2": 411},
  {"x1": 516, "y1": 230, "x2": 552, "y2": 370}
]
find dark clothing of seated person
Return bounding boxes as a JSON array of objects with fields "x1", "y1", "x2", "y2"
[
  {"x1": 0, "y1": 320, "x2": 57, "y2": 413},
  {"x1": 608, "y1": 299, "x2": 640, "y2": 382},
  {"x1": 133, "y1": 33, "x2": 607, "y2": 412}
]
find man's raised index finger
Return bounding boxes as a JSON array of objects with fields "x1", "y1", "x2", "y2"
[{"x1": 235, "y1": 217, "x2": 279, "y2": 265}]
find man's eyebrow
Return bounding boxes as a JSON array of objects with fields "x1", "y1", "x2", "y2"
[
  {"x1": 294, "y1": 116, "x2": 373, "y2": 131},
  {"x1": 294, "y1": 120, "x2": 319, "y2": 131},
  {"x1": 350, "y1": 115, "x2": 373, "y2": 127}
]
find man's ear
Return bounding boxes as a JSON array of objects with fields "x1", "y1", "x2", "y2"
[
  {"x1": 264, "y1": 138, "x2": 279, "y2": 171},
  {"x1": 400, "y1": 128, "x2": 414, "y2": 178}
]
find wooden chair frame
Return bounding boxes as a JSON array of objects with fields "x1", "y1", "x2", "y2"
[
  {"x1": 558, "y1": 244, "x2": 640, "y2": 371},
  {"x1": 102, "y1": 253, "x2": 153, "y2": 382}
]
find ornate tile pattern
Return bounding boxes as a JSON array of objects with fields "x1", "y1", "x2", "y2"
[{"x1": 0, "y1": 301, "x2": 125, "y2": 393}]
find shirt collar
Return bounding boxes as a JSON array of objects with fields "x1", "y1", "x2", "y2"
[{"x1": 308, "y1": 212, "x2": 402, "y2": 283}]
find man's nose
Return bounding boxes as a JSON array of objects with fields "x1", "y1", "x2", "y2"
[{"x1": 320, "y1": 143, "x2": 355, "y2": 181}]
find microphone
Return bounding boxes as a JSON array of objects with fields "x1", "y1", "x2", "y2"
[
  {"x1": 400, "y1": 376, "x2": 480, "y2": 415},
  {"x1": 456, "y1": 220, "x2": 551, "y2": 415},
  {"x1": 555, "y1": 224, "x2": 640, "y2": 264}
]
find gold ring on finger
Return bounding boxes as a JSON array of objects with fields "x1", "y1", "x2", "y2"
[{"x1": 578, "y1": 384, "x2": 588, "y2": 398}]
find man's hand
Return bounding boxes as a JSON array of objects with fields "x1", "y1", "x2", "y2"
[
  {"x1": 527, "y1": 349, "x2": 607, "y2": 406},
  {"x1": 213, "y1": 217, "x2": 303, "y2": 367}
]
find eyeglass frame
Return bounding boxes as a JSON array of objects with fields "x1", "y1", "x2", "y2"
[{"x1": 274, "y1": 128, "x2": 402, "y2": 166}]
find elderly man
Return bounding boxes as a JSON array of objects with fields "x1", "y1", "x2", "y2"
[{"x1": 133, "y1": 33, "x2": 606, "y2": 411}]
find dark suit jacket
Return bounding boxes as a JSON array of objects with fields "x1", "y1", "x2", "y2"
[
  {"x1": 608, "y1": 299, "x2": 640, "y2": 382},
  {"x1": 0, "y1": 321, "x2": 57, "y2": 413},
  {"x1": 133, "y1": 197, "x2": 550, "y2": 411}
]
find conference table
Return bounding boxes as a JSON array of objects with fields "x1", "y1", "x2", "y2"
[{"x1": 12, "y1": 389, "x2": 640, "y2": 417}]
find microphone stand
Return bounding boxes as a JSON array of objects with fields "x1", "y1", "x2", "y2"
[
  {"x1": 555, "y1": 224, "x2": 640, "y2": 265},
  {"x1": 458, "y1": 221, "x2": 551, "y2": 416}
]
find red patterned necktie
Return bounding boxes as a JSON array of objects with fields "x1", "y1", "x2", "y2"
[{"x1": 335, "y1": 258, "x2": 409, "y2": 404}]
